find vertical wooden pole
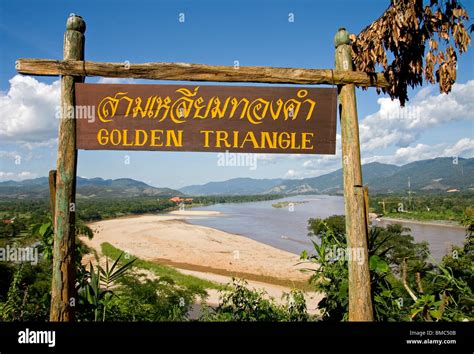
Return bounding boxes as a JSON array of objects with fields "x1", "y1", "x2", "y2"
[
  {"x1": 334, "y1": 28, "x2": 374, "y2": 321},
  {"x1": 50, "y1": 14, "x2": 85, "y2": 322},
  {"x1": 363, "y1": 185, "x2": 370, "y2": 231},
  {"x1": 48, "y1": 170, "x2": 57, "y2": 218}
]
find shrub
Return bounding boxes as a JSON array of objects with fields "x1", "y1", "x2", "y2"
[{"x1": 200, "y1": 279, "x2": 309, "y2": 322}]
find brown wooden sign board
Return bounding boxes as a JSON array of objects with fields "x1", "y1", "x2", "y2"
[{"x1": 75, "y1": 83, "x2": 337, "y2": 154}]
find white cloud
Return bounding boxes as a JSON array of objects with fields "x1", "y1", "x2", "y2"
[
  {"x1": 0, "y1": 171, "x2": 38, "y2": 181},
  {"x1": 283, "y1": 168, "x2": 333, "y2": 179},
  {"x1": 0, "y1": 75, "x2": 60, "y2": 143},
  {"x1": 0, "y1": 172, "x2": 15, "y2": 179},
  {"x1": 17, "y1": 171, "x2": 38, "y2": 179},
  {"x1": 254, "y1": 134, "x2": 342, "y2": 169},
  {"x1": 360, "y1": 80, "x2": 474, "y2": 151},
  {"x1": 0, "y1": 74, "x2": 138, "y2": 145},
  {"x1": 20, "y1": 138, "x2": 58, "y2": 151},
  {"x1": 362, "y1": 138, "x2": 474, "y2": 165},
  {"x1": 0, "y1": 150, "x2": 20, "y2": 160},
  {"x1": 297, "y1": 134, "x2": 342, "y2": 175},
  {"x1": 287, "y1": 137, "x2": 473, "y2": 179},
  {"x1": 292, "y1": 82, "x2": 474, "y2": 178},
  {"x1": 0, "y1": 149, "x2": 38, "y2": 166},
  {"x1": 256, "y1": 82, "x2": 473, "y2": 176},
  {"x1": 253, "y1": 153, "x2": 306, "y2": 164},
  {"x1": 444, "y1": 138, "x2": 474, "y2": 157}
]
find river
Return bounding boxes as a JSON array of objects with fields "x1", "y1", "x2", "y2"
[{"x1": 186, "y1": 195, "x2": 466, "y2": 261}]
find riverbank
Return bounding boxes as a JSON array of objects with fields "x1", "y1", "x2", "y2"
[
  {"x1": 83, "y1": 240, "x2": 322, "y2": 317},
  {"x1": 178, "y1": 268, "x2": 322, "y2": 317},
  {"x1": 81, "y1": 211, "x2": 315, "y2": 287},
  {"x1": 378, "y1": 216, "x2": 464, "y2": 229}
]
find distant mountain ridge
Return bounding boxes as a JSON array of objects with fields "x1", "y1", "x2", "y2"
[
  {"x1": 1, "y1": 157, "x2": 472, "y2": 199},
  {"x1": 179, "y1": 157, "x2": 474, "y2": 196},
  {"x1": 0, "y1": 177, "x2": 181, "y2": 199},
  {"x1": 179, "y1": 177, "x2": 284, "y2": 196}
]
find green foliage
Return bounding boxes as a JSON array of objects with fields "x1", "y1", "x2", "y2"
[
  {"x1": 302, "y1": 215, "x2": 473, "y2": 322},
  {"x1": 105, "y1": 275, "x2": 202, "y2": 321},
  {"x1": 425, "y1": 235, "x2": 473, "y2": 321},
  {"x1": 0, "y1": 194, "x2": 286, "y2": 323},
  {"x1": 101, "y1": 242, "x2": 220, "y2": 290},
  {"x1": 2, "y1": 193, "x2": 468, "y2": 323},
  {"x1": 201, "y1": 279, "x2": 309, "y2": 322},
  {"x1": 96, "y1": 243, "x2": 218, "y2": 321},
  {"x1": 213, "y1": 278, "x2": 282, "y2": 321},
  {"x1": 76, "y1": 252, "x2": 136, "y2": 322},
  {"x1": 191, "y1": 194, "x2": 283, "y2": 206},
  {"x1": 1, "y1": 195, "x2": 281, "y2": 230},
  {"x1": 32, "y1": 221, "x2": 54, "y2": 260},
  {"x1": 282, "y1": 288, "x2": 310, "y2": 322},
  {"x1": 0, "y1": 261, "x2": 52, "y2": 322},
  {"x1": 369, "y1": 224, "x2": 430, "y2": 271},
  {"x1": 77, "y1": 195, "x2": 281, "y2": 222},
  {"x1": 31, "y1": 219, "x2": 93, "y2": 262},
  {"x1": 302, "y1": 218, "x2": 348, "y2": 321},
  {"x1": 0, "y1": 217, "x2": 28, "y2": 240},
  {"x1": 369, "y1": 192, "x2": 474, "y2": 223},
  {"x1": 308, "y1": 215, "x2": 346, "y2": 237},
  {"x1": 76, "y1": 198, "x2": 176, "y2": 221},
  {"x1": 0, "y1": 200, "x2": 50, "y2": 245},
  {"x1": 403, "y1": 217, "x2": 473, "y2": 322},
  {"x1": 0, "y1": 218, "x2": 95, "y2": 322},
  {"x1": 370, "y1": 255, "x2": 389, "y2": 274},
  {"x1": 0, "y1": 262, "x2": 14, "y2": 301},
  {"x1": 0, "y1": 218, "x2": 58, "y2": 322},
  {"x1": 1, "y1": 265, "x2": 24, "y2": 321}
]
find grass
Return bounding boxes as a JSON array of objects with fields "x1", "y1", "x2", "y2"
[{"x1": 100, "y1": 242, "x2": 223, "y2": 291}]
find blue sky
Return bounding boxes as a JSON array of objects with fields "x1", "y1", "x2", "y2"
[{"x1": 0, "y1": 0, "x2": 473, "y2": 189}]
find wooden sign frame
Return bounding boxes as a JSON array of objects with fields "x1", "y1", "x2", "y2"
[
  {"x1": 74, "y1": 83, "x2": 338, "y2": 154},
  {"x1": 16, "y1": 14, "x2": 381, "y2": 322}
]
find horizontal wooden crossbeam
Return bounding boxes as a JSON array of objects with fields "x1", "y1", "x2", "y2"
[{"x1": 16, "y1": 58, "x2": 390, "y2": 88}]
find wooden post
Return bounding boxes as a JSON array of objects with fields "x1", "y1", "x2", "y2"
[
  {"x1": 50, "y1": 14, "x2": 85, "y2": 322},
  {"x1": 363, "y1": 185, "x2": 370, "y2": 231},
  {"x1": 48, "y1": 170, "x2": 57, "y2": 217},
  {"x1": 335, "y1": 28, "x2": 374, "y2": 321}
]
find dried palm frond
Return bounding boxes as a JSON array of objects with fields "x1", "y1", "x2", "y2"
[{"x1": 352, "y1": 0, "x2": 471, "y2": 105}]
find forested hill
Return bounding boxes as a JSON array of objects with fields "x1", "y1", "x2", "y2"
[
  {"x1": 2, "y1": 157, "x2": 472, "y2": 199},
  {"x1": 180, "y1": 157, "x2": 474, "y2": 196},
  {"x1": 0, "y1": 177, "x2": 182, "y2": 199}
]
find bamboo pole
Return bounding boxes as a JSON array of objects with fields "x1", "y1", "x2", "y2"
[
  {"x1": 50, "y1": 14, "x2": 85, "y2": 322},
  {"x1": 335, "y1": 28, "x2": 374, "y2": 321},
  {"x1": 15, "y1": 58, "x2": 390, "y2": 88}
]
